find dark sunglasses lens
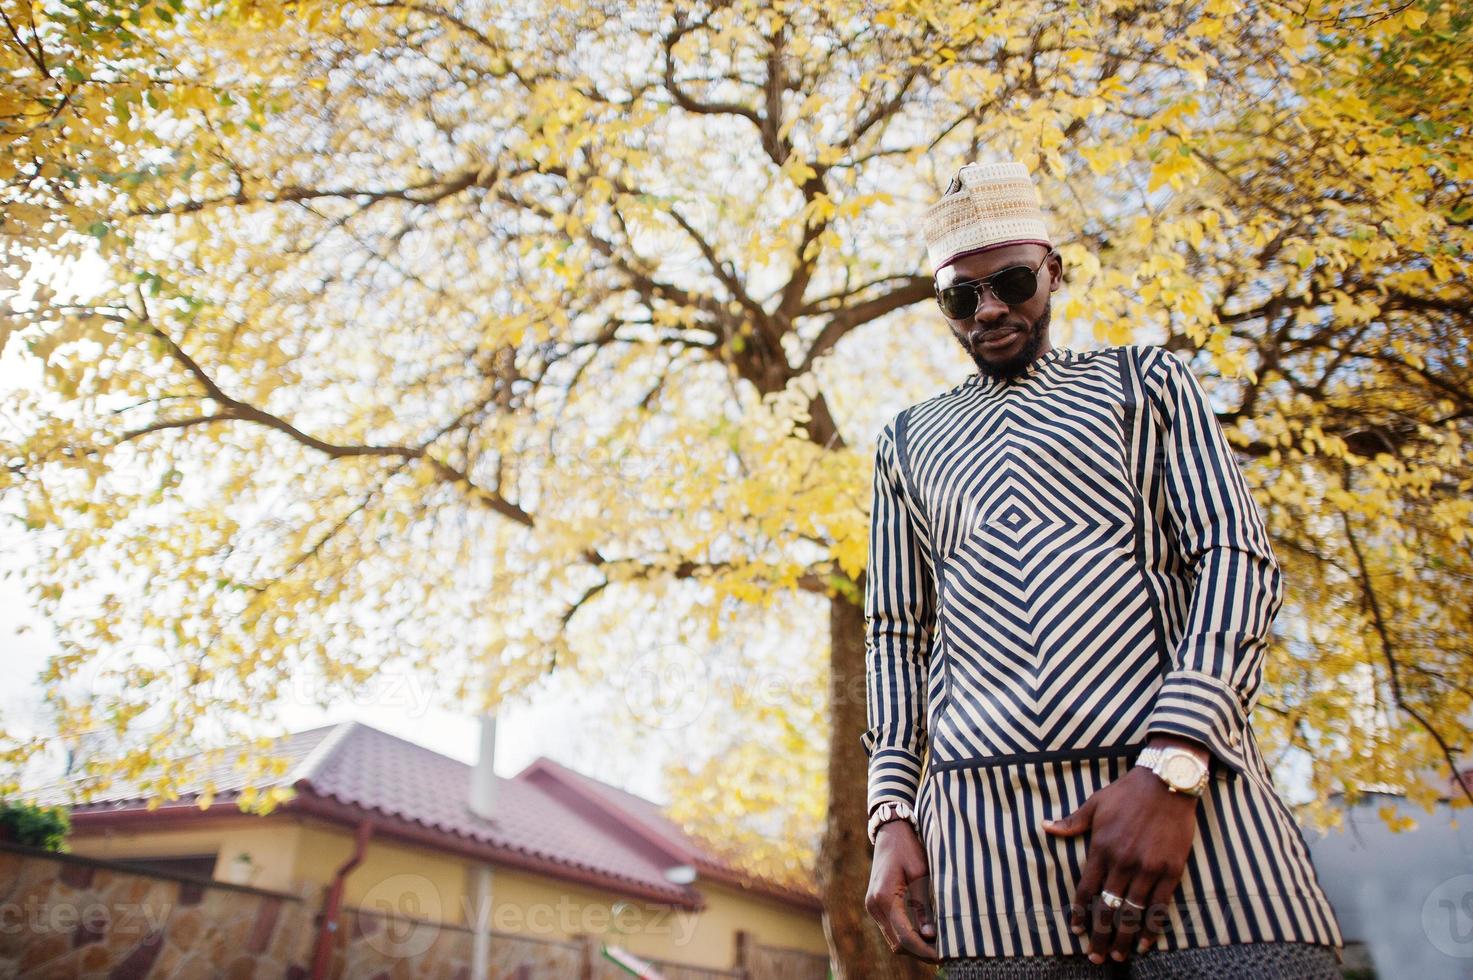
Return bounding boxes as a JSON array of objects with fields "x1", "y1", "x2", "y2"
[
  {"x1": 991, "y1": 267, "x2": 1038, "y2": 304},
  {"x1": 938, "y1": 287, "x2": 977, "y2": 319},
  {"x1": 938, "y1": 266, "x2": 1041, "y2": 318}
]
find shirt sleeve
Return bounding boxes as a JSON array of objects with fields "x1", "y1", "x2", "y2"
[
  {"x1": 1141, "y1": 347, "x2": 1285, "y2": 780},
  {"x1": 859, "y1": 416, "x2": 935, "y2": 819}
]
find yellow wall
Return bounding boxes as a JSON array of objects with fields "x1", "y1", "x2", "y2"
[
  {"x1": 292, "y1": 820, "x2": 472, "y2": 924},
  {"x1": 667, "y1": 880, "x2": 830, "y2": 963},
  {"x1": 68, "y1": 817, "x2": 304, "y2": 892},
  {"x1": 447, "y1": 865, "x2": 828, "y2": 970},
  {"x1": 69, "y1": 814, "x2": 828, "y2": 970}
]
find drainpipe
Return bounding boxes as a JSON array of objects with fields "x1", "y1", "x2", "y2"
[
  {"x1": 470, "y1": 865, "x2": 494, "y2": 980},
  {"x1": 311, "y1": 820, "x2": 374, "y2": 980},
  {"x1": 469, "y1": 714, "x2": 498, "y2": 980}
]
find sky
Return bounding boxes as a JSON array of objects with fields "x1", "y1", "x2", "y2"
[
  {"x1": 0, "y1": 226, "x2": 707, "y2": 801},
  {"x1": 0, "y1": 539, "x2": 679, "y2": 802},
  {"x1": 0, "y1": 289, "x2": 680, "y2": 804}
]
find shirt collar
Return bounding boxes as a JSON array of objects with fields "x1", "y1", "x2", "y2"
[{"x1": 963, "y1": 345, "x2": 1076, "y2": 388}]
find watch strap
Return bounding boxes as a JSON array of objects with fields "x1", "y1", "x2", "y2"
[{"x1": 1135, "y1": 745, "x2": 1209, "y2": 796}]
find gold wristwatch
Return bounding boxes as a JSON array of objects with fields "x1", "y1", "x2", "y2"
[{"x1": 1135, "y1": 745, "x2": 1210, "y2": 797}]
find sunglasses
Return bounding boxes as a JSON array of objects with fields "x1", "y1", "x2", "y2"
[{"x1": 935, "y1": 249, "x2": 1057, "y2": 319}]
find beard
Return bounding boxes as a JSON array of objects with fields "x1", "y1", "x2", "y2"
[{"x1": 960, "y1": 299, "x2": 1052, "y2": 383}]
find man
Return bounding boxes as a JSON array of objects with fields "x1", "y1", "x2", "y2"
[{"x1": 861, "y1": 161, "x2": 1344, "y2": 978}]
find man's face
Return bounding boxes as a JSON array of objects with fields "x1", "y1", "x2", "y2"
[{"x1": 935, "y1": 243, "x2": 1062, "y2": 382}]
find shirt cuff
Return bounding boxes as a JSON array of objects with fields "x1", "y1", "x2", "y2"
[
  {"x1": 1143, "y1": 670, "x2": 1250, "y2": 779},
  {"x1": 861, "y1": 726, "x2": 926, "y2": 814}
]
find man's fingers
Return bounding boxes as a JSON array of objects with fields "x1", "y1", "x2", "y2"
[
  {"x1": 1108, "y1": 873, "x2": 1156, "y2": 963},
  {"x1": 1069, "y1": 851, "x2": 1106, "y2": 939},
  {"x1": 1087, "y1": 867, "x2": 1132, "y2": 963},
  {"x1": 906, "y1": 873, "x2": 938, "y2": 942},
  {"x1": 1042, "y1": 796, "x2": 1095, "y2": 838},
  {"x1": 1135, "y1": 874, "x2": 1181, "y2": 954},
  {"x1": 887, "y1": 900, "x2": 940, "y2": 962},
  {"x1": 867, "y1": 888, "x2": 938, "y2": 962},
  {"x1": 868, "y1": 898, "x2": 902, "y2": 954}
]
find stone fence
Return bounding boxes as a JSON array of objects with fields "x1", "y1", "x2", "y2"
[{"x1": 0, "y1": 842, "x2": 830, "y2": 978}]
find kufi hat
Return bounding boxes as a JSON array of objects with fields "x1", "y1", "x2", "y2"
[{"x1": 922, "y1": 160, "x2": 1053, "y2": 275}]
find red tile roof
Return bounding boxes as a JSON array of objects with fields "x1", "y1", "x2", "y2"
[{"x1": 55, "y1": 721, "x2": 820, "y2": 912}]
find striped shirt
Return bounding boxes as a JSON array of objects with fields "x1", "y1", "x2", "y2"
[{"x1": 860, "y1": 343, "x2": 1343, "y2": 959}]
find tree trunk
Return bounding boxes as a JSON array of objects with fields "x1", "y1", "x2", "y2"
[{"x1": 818, "y1": 586, "x2": 937, "y2": 980}]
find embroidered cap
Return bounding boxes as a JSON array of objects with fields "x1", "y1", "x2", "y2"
[{"x1": 922, "y1": 160, "x2": 1054, "y2": 275}]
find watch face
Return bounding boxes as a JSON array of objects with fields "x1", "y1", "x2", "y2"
[{"x1": 1164, "y1": 755, "x2": 1203, "y2": 788}]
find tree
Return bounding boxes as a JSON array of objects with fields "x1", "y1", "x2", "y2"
[
  {"x1": 1106, "y1": 0, "x2": 1473, "y2": 823},
  {"x1": 3, "y1": 0, "x2": 1467, "y2": 975},
  {"x1": 0, "y1": 799, "x2": 70, "y2": 851}
]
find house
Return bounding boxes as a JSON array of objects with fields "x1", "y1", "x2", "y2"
[{"x1": 40, "y1": 720, "x2": 830, "y2": 976}]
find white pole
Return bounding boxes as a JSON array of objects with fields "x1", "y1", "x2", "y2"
[
  {"x1": 469, "y1": 713, "x2": 498, "y2": 980},
  {"x1": 470, "y1": 865, "x2": 494, "y2": 980},
  {"x1": 470, "y1": 713, "x2": 498, "y2": 820}
]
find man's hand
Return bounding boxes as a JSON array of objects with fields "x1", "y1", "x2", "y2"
[
  {"x1": 864, "y1": 818, "x2": 939, "y2": 963},
  {"x1": 1041, "y1": 740, "x2": 1204, "y2": 964}
]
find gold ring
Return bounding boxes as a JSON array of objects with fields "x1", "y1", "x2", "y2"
[{"x1": 1100, "y1": 890, "x2": 1124, "y2": 910}]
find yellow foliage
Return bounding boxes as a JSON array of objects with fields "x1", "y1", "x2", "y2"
[{"x1": 2, "y1": 0, "x2": 1468, "y2": 863}]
